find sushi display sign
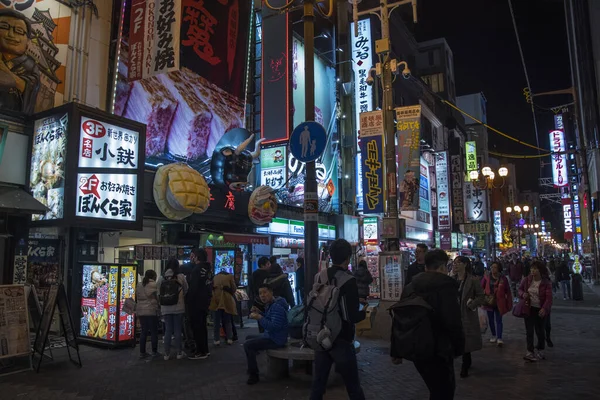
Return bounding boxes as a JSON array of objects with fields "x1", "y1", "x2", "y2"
[{"x1": 29, "y1": 103, "x2": 146, "y2": 230}]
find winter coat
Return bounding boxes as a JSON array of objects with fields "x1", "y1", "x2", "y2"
[
  {"x1": 258, "y1": 296, "x2": 289, "y2": 346},
  {"x1": 186, "y1": 262, "x2": 213, "y2": 312},
  {"x1": 456, "y1": 274, "x2": 485, "y2": 354},
  {"x1": 209, "y1": 272, "x2": 238, "y2": 315},
  {"x1": 135, "y1": 280, "x2": 159, "y2": 317},
  {"x1": 519, "y1": 275, "x2": 553, "y2": 314},
  {"x1": 264, "y1": 273, "x2": 295, "y2": 308},
  {"x1": 509, "y1": 261, "x2": 524, "y2": 283},
  {"x1": 481, "y1": 274, "x2": 512, "y2": 315},
  {"x1": 157, "y1": 270, "x2": 189, "y2": 315},
  {"x1": 556, "y1": 263, "x2": 572, "y2": 282},
  {"x1": 404, "y1": 262, "x2": 425, "y2": 287},
  {"x1": 353, "y1": 265, "x2": 373, "y2": 299},
  {"x1": 403, "y1": 271, "x2": 465, "y2": 360}
]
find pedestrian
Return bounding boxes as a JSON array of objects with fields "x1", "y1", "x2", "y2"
[
  {"x1": 136, "y1": 269, "x2": 160, "y2": 359},
  {"x1": 353, "y1": 259, "x2": 373, "y2": 301},
  {"x1": 209, "y1": 268, "x2": 237, "y2": 346},
  {"x1": 244, "y1": 284, "x2": 289, "y2": 385},
  {"x1": 265, "y1": 263, "x2": 295, "y2": 308},
  {"x1": 157, "y1": 258, "x2": 188, "y2": 361},
  {"x1": 519, "y1": 261, "x2": 553, "y2": 361},
  {"x1": 509, "y1": 254, "x2": 524, "y2": 301},
  {"x1": 251, "y1": 256, "x2": 272, "y2": 311},
  {"x1": 556, "y1": 259, "x2": 572, "y2": 300},
  {"x1": 405, "y1": 243, "x2": 428, "y2": 286},
  {"x1": 310, "y1": 239, "x2": 367, "y2": 400},
  {"x1": 472, "y1": 256, "x2": 485, "y2": 278},
  {"x1": 295, "y1": 257, "x2": 305, "y2": 304},
  {"x1": 186, "y1": 248, "x2": 213, "y2": 360},
  {"x1": 452, "y1": 256, "x2": 485, "y2": 378},
  {"x1": 481, "y1": 262, "x2": 512, "y2": 347},
  {"x1": 397, "y1": 249, "x2": 464, "y2": 399}
]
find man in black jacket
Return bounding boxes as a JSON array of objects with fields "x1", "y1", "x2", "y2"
[
  {"x1": 405, "y1": 243, "x2": 428, "y2": 286},
  {"x1": 402, "y1": 249, "x2": 464, "y2": 399},
  {"x1": 310, "y1": 239, "x2": 366, "y2": 400},
  {"x1": 186, "y1": 248, "x2": 213, "y2": 360}
]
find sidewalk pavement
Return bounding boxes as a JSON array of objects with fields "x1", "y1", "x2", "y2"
[{"x1": 1, "y1": 290, "x2": 599, "y2": 400}]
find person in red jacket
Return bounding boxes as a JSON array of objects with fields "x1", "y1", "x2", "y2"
[
  {"x1": 481, "y1": 262, "x2": 512, "y2": 347},
  {"x1": 518, "y1": 261, "x2": 553, "y2": 362}
]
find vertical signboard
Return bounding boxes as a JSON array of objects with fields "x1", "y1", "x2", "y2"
[
  {"x1": 260, "y1": 146, "x2": 287, "y2": 189},
  {"x1": 450, "y1": 155, "x2": 465, "y2": 224},
  {"x1": 508, "y1": 185, "x2": 515, "y2": 206},
  {"x1": 435, "y1": 151, "x2": 451, "y2": 230},
  {"x1": 550, "y1": 115, "x2": 568, "y2": 188},
  {"x1": 261, "y1": 3, "x2": 289, "y2": 143},
  {"x1": 465, "y1": 181, "x2": 488, "y2": 222},
  {"x1": 360, "y1": 112, "x2": 384, "y2": 214},
  {"x1": 396, "y1": 105, "x2": 422, "y2": 211},
  {"x1": 363, "y1": 217, "x2": 379, "y2": 245},
  {"x1": 128, "y1": 0, "x2": 182, "y2": 81},
  {"x1": 562, "y1": 197, "x2": 573, "y2": 240},
  {"x1": 0, "y1": 285, "x2": 29, "y2": 359},
  {"x1": 465, "y1": 141, "x2": 478, "y2": 173},
  {"x1": 493, "y1": 210, "x2": 502, "y2": 243}
]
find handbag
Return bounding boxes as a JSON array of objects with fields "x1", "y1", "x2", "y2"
[
  {"x1": 483, "y1": 277, "x2": 497, "y2": 307},
  {"x1": 512, "y1": 298, "x2": 531, "y2": 318}
]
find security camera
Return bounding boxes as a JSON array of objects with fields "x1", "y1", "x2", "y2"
[
  {"x1": 366, "y1": 75, "x2": 375, "y2": 86},
  {"x1": 402, "y1": 67, "x2": 411, "y2": 80}
]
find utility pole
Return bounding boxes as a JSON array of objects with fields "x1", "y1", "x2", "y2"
[
  {"x1": 303, "y1": 0, "x2": 318, "y2": 297},
  {"x1": 353, "y1": 0, "x2": 417, "y2": 250}
]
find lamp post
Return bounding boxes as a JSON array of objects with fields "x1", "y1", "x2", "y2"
[
  {"x1": 470, "y1": 166, "x2": 508, "y2": 259},
  {"x1": 506, "y1": 204, "x2": 530, "y2": 255}
]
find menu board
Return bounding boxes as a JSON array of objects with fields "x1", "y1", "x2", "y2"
[
  {"x1": 33, "y1": 284, "x2": 58, "y2": 355},
  {"x1": 0, "y1": 285, "x2": 30, "y2": 359},
  {"x1": 80, "y1": 265, "x2": 112, "y2": 341},
  {"x1": 119, "y1": 266, "x2": 136, "y2": 342}
]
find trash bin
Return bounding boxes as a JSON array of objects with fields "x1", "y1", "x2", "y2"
[{"x1": 572, "y1": 274, "x2": 584, "y2": 301}]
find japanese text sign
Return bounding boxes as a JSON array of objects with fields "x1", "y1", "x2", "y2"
[
  {"x1": 363, "y1": 217, "x2": 378, "y2": 245},
  {"x1": 79, "y1": 117, "x2": 140, "y2": 169},
  {"x1": 550, "y1": 115, "x2": 568, "y2": 188},
  {"x1": 128, "y1": 0, "x2": 182, "y2": 81},
  {"x1": 119, "y1": 266, "x2": 136, "y2": 341},
  {"x1": 359, "y1": 110, "x2": 384, "y2": 138},
  {"x1": 450, "y1": 155, "x2": 464, "y2": 224},
  {"x1": 260, "y1": 146, "x2": 286, "y2": 189},
  {"x1": 76, "y1": 173, "x2": 137, "y2": 222},
  {"x1": 465, "y1": 141, "x2": 478, "y2": 173},
  {"x1": 360, "y1": 135, "x2": 384, "y2": 214},
  {"x1": 351, "y1": 19, "x2": 373, "y2": 141},
  {"x1": 396, "y1": 106, "x2": 422, "y2": 211},
  {"x1": 462, "y1": 222, "x2": 491, "y2": 234},
  {"x1": 435, "y1": 151, "x2": 451, "y2": 231},
  {"x1": 494, "y1": 210, "x2": 502, "y2": 243},
  {"x1": 464, "y1": 181, "x2": 488, "y2": 222}
]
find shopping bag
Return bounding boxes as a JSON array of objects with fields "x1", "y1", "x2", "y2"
[{"x1": 478, "y1": 307, "x2": 488, "y2": 334}]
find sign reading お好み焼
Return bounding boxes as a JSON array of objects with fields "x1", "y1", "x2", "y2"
[
  {"x1": 76, "y1": 173, "x2": 137, "y2": 222},
  {"x1": 79, "y1": 117, "x2": 140, "y2": 169}
]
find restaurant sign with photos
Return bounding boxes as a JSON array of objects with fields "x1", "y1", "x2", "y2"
[{"x1": 29, "y1": 103, "x2": 146, "y2": 231}]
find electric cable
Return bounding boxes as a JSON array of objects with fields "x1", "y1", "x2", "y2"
[
  {"x1": 316, "y1": 0, "x2": 334, "y2": 17},
  {"x1": 489, "y1": 151, "x2": 550, "y2": 159}
]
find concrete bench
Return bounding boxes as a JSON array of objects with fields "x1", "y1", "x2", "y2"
[{"x1": 266, "y1": 340, "x2": 361, "y2": 379}]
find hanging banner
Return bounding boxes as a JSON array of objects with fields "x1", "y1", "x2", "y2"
[
  {"x1": 435, "y1": 151, "x2": 451, "y2": 230},
  {"x1": 396, "y1": 106, "x2": 422, "y2": 211},
  {"x1": 562, "y1": 197, "x2": 573, "y2": 240},
  {"x1": 128, "y1": 0, "x2": 182, "y2": 81},
  {"x1": 260, "y1": 146, "x2": 286, "y2": 189},
  {"x1": 450, "y1": 155, "x2": 465, "y2": 224},
  {"x1": 360, "y1": 131, "x2": 384, "y2": 214},
  {"x1": 464, "y1": 181, "x2": 488, "y2": 222},
  {"x1": 493, "y1": 210, "x2": 502, "y2": 244},
  {"x1": 550, "y1": 115, "x2": 568, "y2": 188},
  {"x1": 465, "y1": 141, "x2": 478, "y2": 173}
]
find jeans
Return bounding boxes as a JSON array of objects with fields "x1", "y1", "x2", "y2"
[
  {"x1": 560, "y1": 280, "x2": 571, "y2": 299},
  {"x1": 525, "y1": 306, "x2": 547, "y2": 352},
  {"x1": 310, "y1": 339, "x2": 366, "y2": 400},
  {"x1": 189, "y1": 309, "x2": 209, "y2": 355},
  {"x1": 213, "y1": 310, "x2": 233, "y2": 341},
  {"x1": 243, "y1": 334, "x2": 283, "y2": 375},
  {"x1": 139, "y1": 315, "x2": 159, "y2": 354},
  {"x1": 163, "y1": 313, "x2": 183, "y2": 355},
  {"x1": 487, "y1": 309, "x2": 503, "y2": 339},
  {"x1": 414, "y1": 356, "x2": 456, "y2": 400}
]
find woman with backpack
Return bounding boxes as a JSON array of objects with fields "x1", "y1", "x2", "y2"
[
  {"x1": 452, "y1": 256, "x2": 485, "y2": 378},
  {"x1": 136, "y1": 269, "x2": 160, "y2": 358},
  {"x1": 157, "y1": 258, "x2": 188, "y2": 360},
  {"x1": 209, "y1": 269, "x2": 237, "y2": 345}
]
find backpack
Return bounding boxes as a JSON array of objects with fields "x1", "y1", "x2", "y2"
[
  {"x1": 389, "y1": 293, "x2": 435, "y2": 361},
  {"x1": 303, "y1": 269, "x2": 353, "y2": 351},
  {"x1": 160, "y1": 275, "x2": 182, "y2": 306},
  {"x1": 288, "y1": 305, "x2": 305, "y2": 339}
]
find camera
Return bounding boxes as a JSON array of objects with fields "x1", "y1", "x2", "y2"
[
  {"x1": 366, "y1": 75, "x2": 375, "y2": 86},
  {"x1": 401, "y1": 67, "x2": 411, "y2": 80}
]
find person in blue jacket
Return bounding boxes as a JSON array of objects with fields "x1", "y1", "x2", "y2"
[{"x1": 244, "y1": 283, "x2": 289, "y2": 385}]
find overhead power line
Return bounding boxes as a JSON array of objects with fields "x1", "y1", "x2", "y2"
[{"x1": 489, "y1": 150, "x2": 550, "y2": 159}]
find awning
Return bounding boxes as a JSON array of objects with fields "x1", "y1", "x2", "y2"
[{"x1": 0, "y1": 186, "x2": 49, "y2": 215}]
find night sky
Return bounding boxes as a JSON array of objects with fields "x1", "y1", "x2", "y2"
[{"x1": 414, "y1": 0, "x2": 572, "y2": 226}]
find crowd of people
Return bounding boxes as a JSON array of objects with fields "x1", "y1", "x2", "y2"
[{"x1": 132, "y1": 243, "x2": 590, "y2": 400}]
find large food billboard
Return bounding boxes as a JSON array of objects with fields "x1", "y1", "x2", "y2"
[{"x1": 114, "y1": 0, "x2": 252, "y2": 172}]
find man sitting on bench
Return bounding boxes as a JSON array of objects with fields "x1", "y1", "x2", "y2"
[{"x1": 244, "y1": 283, "x2": 289, "y2": 385}]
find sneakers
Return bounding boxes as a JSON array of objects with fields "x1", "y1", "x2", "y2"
[
  {"x1": 226, "y1": 339, "x2": 234, "y2": 345},
  {"x1": 523, "y1": 352, "x2": 537, "y2": 362},
  {"x1": 176, "y1": 352, "x2": 186, "y2": 360},
  {"x1": 535, "y1": 350, "x2": 546, "y2": 360},
  {"x1": 214, "y1": 340, "x2": 221, "y2": 346},
  {"x1": 547, "y1": 338, "x2": 554, "y2": 348},
  {"x1": 247, "y1": 374, "x2": 260, "y2": 385},
  {"x1": 489, "y1": 337, "x2": 497, "y2": 343},
  {"x1": 188, "y1": 353, "x2": 209, "y2": 360},
  {"x1": 164, "y1": 354, "x2": 170, "y2": 361},
  {"x1": 497, "y1": 339, "x2": 504, "y2": 347}
]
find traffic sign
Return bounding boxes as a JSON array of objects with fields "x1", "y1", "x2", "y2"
[{"x1": 289, "y1": 121, "x2": 327, "y2": 163}]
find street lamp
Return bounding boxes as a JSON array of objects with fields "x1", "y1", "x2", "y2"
[
  {"x1": 506, "y1": 204, "x2": 531, "y2": 254},
  {"x1": 470, "y1": 165, "x2": 508, "y2": 190}
]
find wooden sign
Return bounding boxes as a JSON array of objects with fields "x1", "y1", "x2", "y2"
[{"x1": 0, "y1": 285, "x2": 30, "y2": 359}]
